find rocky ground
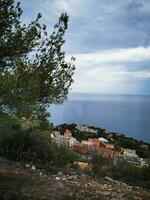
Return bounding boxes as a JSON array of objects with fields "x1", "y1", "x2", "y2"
[{"x1": 0, "y1": 162, "x2": 150, "y2": 200}]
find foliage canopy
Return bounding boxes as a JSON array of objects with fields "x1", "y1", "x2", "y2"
[{"x1": 0, "y1": 0, "x2": 75, "y2": 119}]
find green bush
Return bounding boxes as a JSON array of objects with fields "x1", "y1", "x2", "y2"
[
  {"x1": 112, "y1": 159, "x2": 150, "y2": 184},
  {"x1": 51, "y1": 146, "x2": 80, "y2": 167},
  {"x1": 90, "y1": 154, "x2": 113, "y2": 177},
  {"x1": 0, "y1": 125, "x2": 79, "y2": 166},
  {"x1": 0, "y1": 129, "x2": 53, "y2": 164},
  {"x1": 0, "y1": 115, "x2": 20, "y2": 140}
]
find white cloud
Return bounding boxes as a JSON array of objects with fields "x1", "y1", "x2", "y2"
[
  {"x1": 66, "y1": 47, "x2": 150, "y2": 94},
  {"x1": 71, "y1": 65, "x2": 147, "y2": 94},
  {"x1": 46, "y1": 0, "x2": 86, "y2": 17},
  {"x1": 68, "y1": 46, "x2": 150, "y2": 67}
]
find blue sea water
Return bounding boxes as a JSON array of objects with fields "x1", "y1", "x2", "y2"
[{"x1": 48, "y1": 93, "x2": 150, "y2": 142}]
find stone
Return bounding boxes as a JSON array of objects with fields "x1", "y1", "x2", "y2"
[
  {"x1": 15, "y1": 163, "x2": 20, "y2": 168},
  {"x1": 43, "y1": 174, "x2": 47, "y2": 178},
  {"x1": 39, "y1": 172, "x2": 43, "y2": 177},
  {"x1": 31, "y1": 165, "x2": 36, "y2": 171},
  {"x1": 62, "y1": 178, "x2": 67, "y2": 181},
  {"x1": 57, "y1": 171, "x2": 63, "y2": 176},
  {"x1": 56, "y1": 177, "x2": 60, "y2": 181},
  {"x1": 25, "y1": 164, "x2": 30, "y2": 168},
  {"x1": 104, "y1": 176, "x2": 114, "y2": 183}
]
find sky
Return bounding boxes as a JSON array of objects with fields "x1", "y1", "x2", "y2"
[{"x1": 21, "y1": 0, "x2": 150, "y2": 95}]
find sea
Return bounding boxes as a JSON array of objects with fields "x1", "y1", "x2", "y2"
[{"x1": 48, "y1": 93, "x2": 150, "y2": 143}]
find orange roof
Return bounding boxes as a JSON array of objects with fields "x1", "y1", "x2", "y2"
[{"x1": 75, "y1": 162, "x2": 90, "y2": 169}]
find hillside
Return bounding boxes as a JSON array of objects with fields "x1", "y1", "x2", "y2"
[{"x1": 0, "y1": 162, "x2": 150, "y2": 200}]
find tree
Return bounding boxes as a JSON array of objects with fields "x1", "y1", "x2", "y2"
[
  {"x1": 90, "y1": 153, "x2": 113, "y2": 177},
  {"x1": 0, "y1": 0, "x2": 75, "y2": 119}
]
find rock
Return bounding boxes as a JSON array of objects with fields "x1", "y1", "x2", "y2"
[
  {"x1": 15, "y1": 163, "x2": 21, "y2": 168},
  {"x1": 104, "y1": 176, "x2": 114, "y2": 183},
  {"x1": 39, "y1": 172, "x2": 43, "y2": 177},
  {"x1": 100, "y1": 191, "x2": 112, "y2": 196},
  {"x1": 127, "y1": 186, "x2": 132, "y2": 190},
  {"x1": 101, "y1": 183, "x2": 109, "y2": 189},
  {"x1": 119, "y1": 181, "x2": 128, "y2": 187},
  {"x1": 43, "y1": 174, "x2": 47, "y2": 178},
  {"x1": 0, "y1": 157, "x2": 7, "y2": 165},
  {"x1": 62, "y1": 178, "x2": 67, "y2": 181},
  {"x1": 56, "y1": 177, "x2": 60, "y2": 181},
  {"x1": 31, "y1": 165, "x2": 36, "y2": 171},
  {"x1": 25, "y1": 164, "x2": 30, "y2": 168},
  {"x1": 57, "y1": 171, "x2": 63, "y2": 176}
]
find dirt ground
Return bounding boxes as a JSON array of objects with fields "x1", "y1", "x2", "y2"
[{"x1": 0, "y1": 163, "x2": 150, "y2": 200}]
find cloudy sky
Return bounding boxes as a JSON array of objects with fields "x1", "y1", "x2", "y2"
[{"x1": 21, "y1": 0, "x2": 150, "y2": 95}]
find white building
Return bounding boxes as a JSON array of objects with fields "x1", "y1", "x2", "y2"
[
  {"x1": 76, "y1": 125, "x2": 97, "y2": 134},
  {"x1": 122, "y1": 148, "x2": 138, "y2": 158},
  {"x1": 98, "y1": 137, "x2": 108, "y2": 143},
  {"x1": 51, "y1": 131, "x2": 77, "y2": 148}
]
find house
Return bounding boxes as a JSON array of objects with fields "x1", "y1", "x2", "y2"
[
  {"x1": 98, "y1": 147, "x2": 120, "y2": 158},
  {"x1": 82, "y1": 138, "x2": 100, "y2": 147},
  {"x1": 104, "y1": 143, "x2": 114, "y2": 150},
  {"x1": 121, "y1": 148, "x2": 138, "y2": 158},
  {"x1": 51, "y1": 131, "x2": 61, "y2": 144},
  {"x1": 69, "y1": 137, "x2": 77, "y2": 148},
  {"x1": 73, "y1": 144, "x2": 88, "y2": 154},
  {"x1": 74, "y1": 162, "x2": 90, "y2": 169},
  {"x1": 64, "y1": 129, "x2": 72, "y2": 137},
  {"x1": 98, "y1": 137, "x2": 108, "y2": 143},
  {"x1": 76, "y1": 125, "x2": 97, "y2": 134},
  {"x1": 139, "y1": 144, "x2": 149, "y2": 150},
  {"x1": 51, "y1": 131, "x2": 77, "y2": 148}
]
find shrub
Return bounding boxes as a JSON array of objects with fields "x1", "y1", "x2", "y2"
[
  {"x1": 51, "y1": 145, "x2": 80, "y2": 167},
  {"x1": 0, "y1": 115, "x2": 20, "y2": 140},
  {"x1": 0, "y1": 125, "x2": 79, "y2": 167},
  {"x1": 0, "y1": 129, "x2": 53, "y2": 164},
  {"x1": 90, "y1": 154, "x2": 113, "y2": 177}
]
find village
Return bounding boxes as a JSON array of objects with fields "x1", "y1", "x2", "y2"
[{"x1": 51, "y1": 124, "x2": 148, "y2": 168}]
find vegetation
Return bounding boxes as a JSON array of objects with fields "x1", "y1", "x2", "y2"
[
  {"x1": 90, "y1": 153, "x2": 150, "y2": 189},
  {"x1": 112, "y1": 134, "x2": 150, "y2": 158},
  {"x1": 112, "y1": 159, "x2": 150, "y2": 181},
  {"x1": 90, "y1": 154, "x2": 113, "y2": 177},
  {"x1": 0, "y1": 2, "x2": 149, "y2": 193},
  {"x1": 56, "y1": 123, "x2": 107, "y2": 141},
  {"x1": 0, "y1": 125, "x2": 79, "y2": 166},
  {"x1": 0, "y1": 1, "x2": 77, "y2": 168},
  {"x1": 56, "y1": 124, "x2": 150, "y2": 158},
  {"x1": 0, "y1": 0, "x2": 75, "y2": 120}
]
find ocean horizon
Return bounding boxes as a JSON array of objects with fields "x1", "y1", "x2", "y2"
[{"x1": 48, "y1": 93, "x2": 150, "y2": 142}]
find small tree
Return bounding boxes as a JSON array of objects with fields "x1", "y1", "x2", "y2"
[
  {"x1": 0, "y1": 0, "x2": 75, "y2": 120},
  {"x1": 90, "y1": 153, "x2": 113, "y2": 177}
]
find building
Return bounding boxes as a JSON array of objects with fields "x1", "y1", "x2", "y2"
[
  {"x1": 98, "y1": 137, "x2": 108, "y2": 143},
  {"x1": 121, "y1": 148, "x2": 138, "y2": 158},
  {"x1": 64, "y1": 129, "x2": 72, "y2": 137},
  {"x1": 69, "y1": 137, "x2": 77, "y2": 148},
  {"x1": 74, "y1": 162, "x2": 90, "y2": 169},
  {"x1": 73, "y1": 144, "x2": 88, "y2": 154},
  {"x1": 51, "y1": 131, "x2": 77, "y2": 148},
  {"x1": 98, "y1": 146, "x2": 120, "y2": 158},
  {"x1": 76, "y1": 125, "x2": 97, "y2": 134},
  {"x1": 82, "y1": 138, "x2": 100, "y2": 147},
  {"x1": 104, "y1": 143, "x2": 114, "y2": 150},
  {"x1": 139, "y1": 144, "x2": 149, "y2": 150}
]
